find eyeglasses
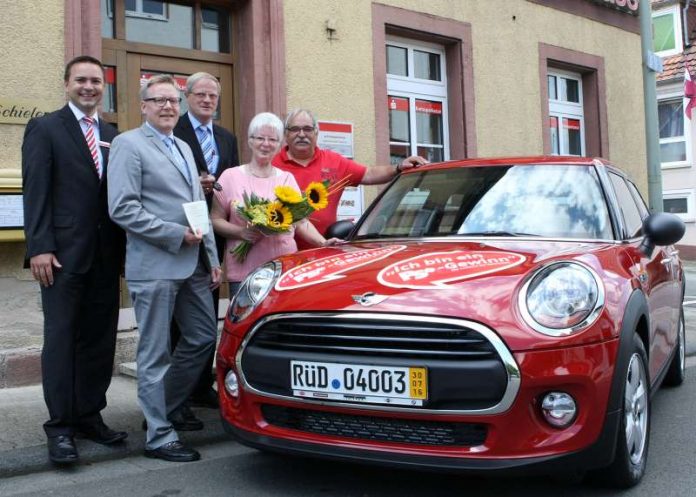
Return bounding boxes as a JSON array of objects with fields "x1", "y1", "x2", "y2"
[
  {"x1": 250, "y1": 136, "x2": 280, "y2": 145},
  {"x1": 143, "y1": 97, "x2": 182, "y2": 107},
  {"x1": 191, "y1": 92, "x2": 219, "y2": 100},
  {"x1": 285, "y1": 126, "x2": 316, "y2": 134}
]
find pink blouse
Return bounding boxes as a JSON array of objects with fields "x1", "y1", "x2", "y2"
[{"x1": 216, "y1": 166, "x2": 300, "y2": 282}]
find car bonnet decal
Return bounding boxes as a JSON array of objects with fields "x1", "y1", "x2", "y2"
[
  {"x1": 377, "y1": 250, "x2": 527, "y2": 289},
  {"x1": 275, "y1": 245, "x2": 407, "y2": 291}
]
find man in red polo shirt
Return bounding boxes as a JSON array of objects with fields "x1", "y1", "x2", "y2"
[{"x1": 273, "y1": 108, "x2": 427, "y2": 248}]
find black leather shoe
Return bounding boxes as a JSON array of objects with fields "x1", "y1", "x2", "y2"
[
  {"x1": 188, "y1": 388, "x2": 219, "y2": 409},
  {"x1": 77, "y1": 422, "x2": 128, "y2": 445},
  {"x1": 169, "y1": 406, "x2": 204, "y2": 431},
  {"x1": 47, "y1": 435, "x2": 79, "y2": 464},
  {"x1": 144, "y1": 441, "x2": 200, "y2": 462},
  {"x1": 141, "y1": 407, "x2": 204, "y2": 432}
]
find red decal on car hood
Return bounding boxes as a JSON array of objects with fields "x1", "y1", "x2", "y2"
[
  {"x1": 377, "y1": 250, "x2": 526, "y2": 289},
  {"x1": 276, "y1": 245, "x2": 407, "y2": 291}
]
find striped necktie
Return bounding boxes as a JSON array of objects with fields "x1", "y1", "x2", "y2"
[
  {"x1": 165, "y1": 137, "x2": 192, "y2": 183},
  {"x1": 82, "y1": 116, "x2": 100, "y2": 177},
  {"x1": 196, "y1": 125, "x2": 216, "y2": 174}
]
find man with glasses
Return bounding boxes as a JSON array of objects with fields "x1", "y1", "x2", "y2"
[
  {"x1": 171, "y1": 72, "x2": 239, "y2": 415},
  {"x1": 273, "y1": 108, "x2": 427, "y2": 248},
  {"x1": 108, "y1": 74, "x2": 221, "y2": 462}
]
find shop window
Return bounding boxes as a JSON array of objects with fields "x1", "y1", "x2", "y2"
[
  {"x1": 664, "y1": 189, "x2": 695, "y2": 222},
  {"x1": 387, "y1": 38, "x2": 448, "y2": 165},
  {"x1": 657, "y1": 94, "x2": 689, "y2": 168},
  {"x1": 652, "y1": 5, "x2": 683, "y2": 57},
  {"x1": 548, "y1": 70, "x2": 584, "y2": 156}
]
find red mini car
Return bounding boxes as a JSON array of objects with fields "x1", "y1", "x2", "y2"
[{"x1": 216, "y1": 157, "x2": 685, "y2": 488}]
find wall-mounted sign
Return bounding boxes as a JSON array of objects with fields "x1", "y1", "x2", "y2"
[
  {"x1": 317, "y1": 121, "x2": 354, "y2": 159},
  {"x1": 589, "y1": 0, "x2": 638, "y2": 14},
  {"x1": 337, "y1": 186, "x2": 363, "y2": 223},
  {"x1": 0, "y1": 98, "x2": 51, "y2": 125},
  {"x1": 317, "y1": 120, "x2": 363, "y2": 221},
  {"x1": 0, "y1": 194, "x2": 23, "y2": 229}
]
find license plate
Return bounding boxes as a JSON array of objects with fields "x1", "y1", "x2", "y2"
[{"x1": 290, "y1": 360, "x2": 427, "y2": 406}]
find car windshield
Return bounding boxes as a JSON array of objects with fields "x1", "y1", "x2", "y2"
[{"x1": 355, "y1": 164, "x2": 614, "y2": 240}]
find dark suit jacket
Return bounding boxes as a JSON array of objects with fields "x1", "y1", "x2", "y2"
[
  {"x1": 174, "y1": 112, "x2": 239, "y2": 261},
  {"x1": 22, "y1": 105, "x2": 124, "y2": 274},
  {"x1": 174, "y1": 112, "x2": 239, "y2": 180}
]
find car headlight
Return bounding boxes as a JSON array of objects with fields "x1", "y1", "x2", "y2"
[
  {"x1": 519, "y1": 261, "x2": 604, "y2": 336},
  {"x1": 229, "y1": 261, "x2": 281, "y2": 322}
]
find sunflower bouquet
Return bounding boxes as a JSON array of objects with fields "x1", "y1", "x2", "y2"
[{"x1": 229, "y1": 179, "x2": 346, "y2": 262}]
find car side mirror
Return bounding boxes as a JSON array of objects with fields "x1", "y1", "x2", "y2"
[
  {"x1": 325, "y1": 220, "x2": 355, "y2": 240},
  {"x1": 638, "y1": 212, "x2": 685, "y2": 257}
]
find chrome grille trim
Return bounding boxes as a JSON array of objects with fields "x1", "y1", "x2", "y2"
[{"x1": 236, "y1": 313, "x2": 521, "y2": 415}]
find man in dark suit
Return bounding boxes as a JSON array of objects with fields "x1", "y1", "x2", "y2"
[
  {"x1": 22, "y1": 55, "x2": 127, "y2": 465},
  {"x1": 172, "y1": 72, "x2": 239, "y2": 415}
]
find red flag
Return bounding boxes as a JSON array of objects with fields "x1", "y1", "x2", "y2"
[{"x1": 684, "y1": 67, "x2": 696, "y2": 120}]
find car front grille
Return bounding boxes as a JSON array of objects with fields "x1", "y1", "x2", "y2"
[
  {"x1": 240, "y1": 313, "x2": 518, "y2": 413},
  {"x1": 248, "y1": 315, "x2": 497, "y2": 359},
  {"x1": 261, "y1": 404, "x2": 488, "y2": 446}
]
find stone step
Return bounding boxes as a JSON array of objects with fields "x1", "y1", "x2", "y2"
[{"x1": 119, "y1": 361, "x2": 137, "y2": 378}]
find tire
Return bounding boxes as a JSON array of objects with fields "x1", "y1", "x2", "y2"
[
  {"x1": 664, "y1": 307, "x2": 686, "y2": 387},
  {"x1": 593, "y1": 334, "x2": 650, "y2": 489}
]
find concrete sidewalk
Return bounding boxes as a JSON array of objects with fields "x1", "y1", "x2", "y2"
[{"x1": 0, "y1": 376, "x2": 228, "y2": 479}]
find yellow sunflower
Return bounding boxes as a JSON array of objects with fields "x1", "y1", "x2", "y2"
[
  {"x1": 305, "y1": 181, "x2": 329, "y2": 210},
  {"x1": 266, "y1": 201, "x2": 293, "y2": 230},
  {"x1": 274, "y1": 185, "x2": 303, "y2": 204}
]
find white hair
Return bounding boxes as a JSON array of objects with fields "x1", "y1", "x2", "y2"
[{"x1": 248, "y1": 112, "x2": 284, "y2": 141}]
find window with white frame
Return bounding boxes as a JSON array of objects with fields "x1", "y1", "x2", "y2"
[
  {"x1": 657, "y1": 89, "x2": 690, "y2": 168},
  {"x1": 125, "y1": 0, "x2": 166, "y2": 19},
  {"x1": 652, "y1": 5, "x2": 683, "y2": 57},
  {"x1": 386, "y1": 37, "x2": 449, "y2": 165},
  {"x1": 548, "y1": 69, "x2": 585, "y2": 156},
  {"x1": 663, "y1": 189, "x2": 695, "y2": 222}
]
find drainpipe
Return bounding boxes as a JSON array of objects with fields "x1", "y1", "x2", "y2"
[
  {"x1": 684, "y1": 0, "x2": 691, "y2": 48},
  {"x1": 640, "y1": 0, "x2": 664, "y2": 213}
]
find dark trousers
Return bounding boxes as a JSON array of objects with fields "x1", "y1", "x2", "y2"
[{"x1": 40, "y1": 258, "x2": 120, "y2": 437}]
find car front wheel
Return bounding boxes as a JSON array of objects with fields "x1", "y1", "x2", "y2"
[{"x1": 593, "y1": 334, "x2": 650, "y2": 488}]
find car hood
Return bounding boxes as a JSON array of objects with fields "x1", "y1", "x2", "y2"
[{"x1": 255, "y1": 239, "x2": 623, "y2": 351}]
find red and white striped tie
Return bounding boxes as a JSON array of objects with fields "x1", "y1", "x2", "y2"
[{"x1": 82, "y1": 116, "x2": 101, "y2": 177}]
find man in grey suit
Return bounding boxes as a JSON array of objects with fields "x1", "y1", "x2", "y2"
[{"x1": 108, "y1": 74, "x2": 221, "y2": 462}]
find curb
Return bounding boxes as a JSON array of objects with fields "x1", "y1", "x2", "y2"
[
  {"x1": 0, "y1": 331, "x2": 139, "y2": 389},
  {"x1": 0, "y1": 407, "x2": 228, "y2": 479}
]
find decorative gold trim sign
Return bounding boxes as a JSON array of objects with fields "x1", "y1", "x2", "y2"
[{"x1": 0, "y1": 98, "x2": 51, "y2": 124}]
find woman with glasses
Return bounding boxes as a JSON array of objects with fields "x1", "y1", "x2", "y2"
[{"x1": 211, "y1": 112, "x2": 338, "y2": 295}]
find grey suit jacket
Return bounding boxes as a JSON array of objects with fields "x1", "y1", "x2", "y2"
[{"x1": 107, "y1": 123, "x2": 218, "y2": 281}]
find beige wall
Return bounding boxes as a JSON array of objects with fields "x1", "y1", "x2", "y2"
[
  {"x1": 0, "y1": 0, "x2": 65, "y2": 277},
  {"x1": 283, "y1": 0, "x2": 646, "y2": 192}
]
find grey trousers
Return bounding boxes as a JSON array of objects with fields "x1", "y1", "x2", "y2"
[{"x1": 128, "y1": 262, "x2": 216, "y2": 449}]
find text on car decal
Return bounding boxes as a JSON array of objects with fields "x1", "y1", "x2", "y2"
[
  {"x1": 276, "y1": 245, "x2": 407, "y2": 291},
  {"x1": 377, "y1": 250, "x2": 526, "y2": 289}
]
